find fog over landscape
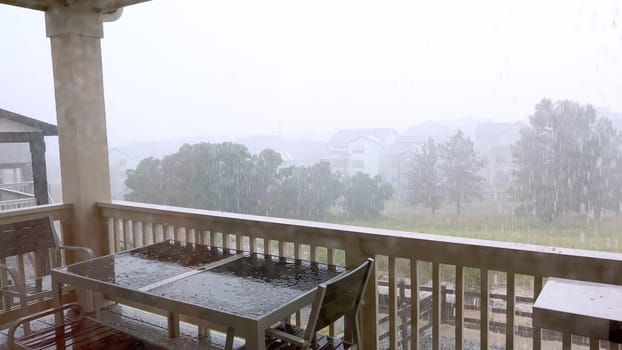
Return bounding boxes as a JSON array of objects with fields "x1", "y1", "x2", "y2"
[
  {"x1": 1, "y1": 0, "x2": 621, "y2": 147},
  {"x1": 4, "y1": 4, "x2": 622, "y2": 346},
  {"x1": 2, "y1": 0, "x2": 622, "y2": 249}
]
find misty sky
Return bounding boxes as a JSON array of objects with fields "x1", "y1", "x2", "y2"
[{"x1": 0, "y1": 0, "x2": 621, "y2": 146}]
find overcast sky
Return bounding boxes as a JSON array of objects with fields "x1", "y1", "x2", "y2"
[{"x1": 0, "y1": 0, "x2": 621, "y2": 146}]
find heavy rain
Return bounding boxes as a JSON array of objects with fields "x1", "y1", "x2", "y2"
[{"x1": 1, "y1": 0, "x2": 621, "y2": 349}]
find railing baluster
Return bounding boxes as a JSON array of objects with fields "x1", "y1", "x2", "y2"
[
  {"x1": 456, "y1": 265, "x2": 464, "y2": 350},
  {"x1": 114, "y1": 218, "x2": 123, "y2": 252},
  {"x1": 562, "y1": 332, "x2": 571, "y2": 350},
  {"x1": 133, "y1": 220, "x2": 141, "y2": 248},
  {"x1": 264, "y1": 239, "x2": 270, "y2": 256},
  {"x1": 166, "y1": 225, "x2": 175, "y2": 241},
  {"x1": 202, "y1": 230, "x2": 210, "y2": 245},
  {"x1": 389, "y1": 257, "x2": 397, "y2": 350},
  {"x1": 249, "y1": 236, "x2": 256, "y2": 253},
  {"x1": 17, "y1": 254, "x2": 26, "y2": 291},
  {"x1": 411, "y1": 260, "x2": 419, "y2": 350},
  {"x1": 433, "y1": 262, "x2": 440, "y2": 350},
  {"x1": 186, "y1": 228, "x2": 194, "y2": 243},
  {"x1": 210, "y1": 231, "x2": 217, "y2": 248},
  {"x1": 155, "y1": 223, "x2": 164, "y2": 243},
  {"x1": 480, "y1": 268, "x2": 489, "y2": 350},
  {"x1": 123, "y1": 219, "x2": 132, "y2": 249},
  {"x1": 236, "y1": 233, "x2": 242, "y2": 250},
  {"x1": 142, "y1": 222, "x2": 151, "y2": 246},
  {"x1": 590, "y1": 338, "x2": 599, "y2": 350},
  {"x1": 0, "y1": 257, "x2": 9, "y2": 311},
  {"x1": 174, "y1": 227, "x2": 183, "y2": 242},
  {"x1": 327, "y1": 246, "x2": 336, "y2": 338},
  {"x1": 295, "y1": 243, "x2": 302, "y2": 326},
  {"x1": 533, "y1": 275, "x2": 543, "y2": 350},
  {"x1": 107, "y1": 217, "x2": 115, "y2": 253},
  {"x1": 223, "y1": 233, "x2": 230, "y2": 250},
  {"x1": 506, "y1": 272, "x2": 515, "y2": 350}
]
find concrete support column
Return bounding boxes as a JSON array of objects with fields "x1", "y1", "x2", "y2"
[{"x1": 46, "y1": 6, "x2": 111, "y2": 256}]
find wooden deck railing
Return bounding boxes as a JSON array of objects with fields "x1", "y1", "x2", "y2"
[
  {"x1": 0, "y1": 198, "x2": 37, "y2": 211},
  {"x1": 0, "y1": 203, "x2": 74, "y2": 325},
  {"x1": 99, "y1": 200, "x2": 622, "y2": 350},
  {"x1": 0, "y1": 182, "x2": 34, "y2": 194}
]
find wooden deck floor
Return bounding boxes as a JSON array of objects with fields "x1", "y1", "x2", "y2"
[
  {"x1": 0, "y1": 313, "x2": 57, "y2": 350},
  {"x1": 0, "y1": 304, "x2": 243, "y2": 350}
]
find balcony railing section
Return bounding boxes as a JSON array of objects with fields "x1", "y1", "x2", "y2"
[
  {"x1": 99, "y1": 200, "x2": 622, "y2": 350},
  {"x1": 0, "y1": 182, "x2": 34, "y2": 194}
]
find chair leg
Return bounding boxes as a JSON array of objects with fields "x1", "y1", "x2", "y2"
[{"x1": 19, "y1": 299, "x2": 31, "y2": 335}]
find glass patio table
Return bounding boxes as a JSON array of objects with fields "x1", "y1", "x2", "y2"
[{"x1": 51, "y1": 240, "x2": 346, "y2": 350}]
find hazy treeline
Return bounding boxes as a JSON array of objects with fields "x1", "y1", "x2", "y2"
[
  {"x1": 124, "y1": 143, "x2": 392, "y2": 220},
  {"x1": 406, "y1": 131, "x2": 485, "y2": 214},
  {"x1": 511, "y1": 99, "x2": 622, "y2": 221},
  {"x1": 125, "y1": 98, "x2": 622, "y2": 223},
  {"x1": 406, "y1": 99, "x2": 622, "y2": 221}
]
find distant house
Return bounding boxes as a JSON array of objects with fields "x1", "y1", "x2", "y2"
[
  {"x1": 403, "y1": 120, "x2": 459, "y2": 145},
  {"x1": 235, "y1": 135, "x2": 327, "y2": 168},
  {"x1": 380, "y1": 135, "x2": 421, "y2": 200},
  {"x1": 474, "y1": 121, "x2": 524, "y2": 199},
  {"x1": 0, "y1": 108, "x2": 58, "y2": 209},
  {"x1": 324, "y1": 129, "x2": 397, "y2": 177}
]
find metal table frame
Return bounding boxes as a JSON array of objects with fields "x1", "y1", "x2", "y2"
[{"x1": 51, "y1": 241, "x2": 345, "y2": 350}]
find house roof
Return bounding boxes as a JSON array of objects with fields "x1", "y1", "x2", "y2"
[
  {"x1": 0, "y1": 108, "x2": 58, "y2": 136},
  {"x1": 0, "y1": 0, "x2": 149, "y2": 12},
  {"x1": 404, "y1": 121, "x2": 457, "y2": 137},
  {"x1": 329, "y1": 128, "x2": 397, "y2": 144},
  {"x1": 385, "y1": 135, "x2": 422, "y2": 156},
  {"x1": 474, "y1": 122, "x2": 523, "y2": 138}
]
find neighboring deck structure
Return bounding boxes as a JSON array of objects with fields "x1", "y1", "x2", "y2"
[{"x1": 0, "y1": 108, "x2": 57, "y2": 210}]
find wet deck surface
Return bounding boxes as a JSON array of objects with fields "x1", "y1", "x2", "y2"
[{"x1": 0, "y1": 314, "x2": 56, "y2": 350}]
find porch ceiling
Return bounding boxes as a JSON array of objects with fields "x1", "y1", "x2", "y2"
[{"x1": 0, "y1": 0, "x2": 149, "y2": 12}]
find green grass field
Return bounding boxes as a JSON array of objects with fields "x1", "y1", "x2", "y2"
[{"x1": 333, "y1": 199, "x2": 622, "y2": 253}]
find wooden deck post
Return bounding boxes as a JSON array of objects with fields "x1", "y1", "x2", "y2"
[{"x1": 29, "y1": 133, "x2": 48, "y2": 205}]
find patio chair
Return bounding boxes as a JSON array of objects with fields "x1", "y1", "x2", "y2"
[
  {"x1": 264, "y1": 258, "x2": 374, "y2": 350},
  {"x1": 8, "y1": 303, "x2": 168, "y2": 350},
  {"x1": 0, "y1": 217, "x2": 94, "y2": 332}
]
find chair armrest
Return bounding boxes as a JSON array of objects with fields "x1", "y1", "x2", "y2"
[
  {"x1": 265, "y1": 327, "x2": 306, "y2": 347},
  {"x1": 8, "y1": 303, "x2": 85, "y2": 348},
  {"x1": 0, "y1": 263, "x2": 25, "y2": 293},
  {"x1": 57, "y1": 245, "x2": 95, "y2": 260}
]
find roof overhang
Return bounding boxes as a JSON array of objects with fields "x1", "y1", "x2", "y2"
[
  {"x1": 0, "y1": 108, "x2": 58, "y2": 136},
  {"x1": 0, "y1": 0, "x2": 149, "y2": 12}
]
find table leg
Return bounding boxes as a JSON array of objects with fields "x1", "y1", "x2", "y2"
[
  {"x1": 168, "y1": 311, "x2": 180, "y2": 338},
  {"x1": 246, "y1": 327, "x2": 266, "y2": 350}
]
